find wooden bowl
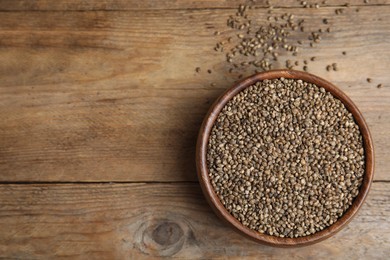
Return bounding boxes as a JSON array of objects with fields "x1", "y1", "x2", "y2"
[{"x1": 196, "y1": 69, "x2": 374, "y2": 247}]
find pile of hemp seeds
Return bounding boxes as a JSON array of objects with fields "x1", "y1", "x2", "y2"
[
  {"x1": 197, "y1": 0, "x2": 383, "y2": 88},
  {"x1": 206, "y1": 78, "x2": 365, "y2": 238},
  {"x1": 210, "y1": 0, "x2": 338, "y2": 76}
]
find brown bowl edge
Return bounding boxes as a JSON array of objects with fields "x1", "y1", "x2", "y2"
[{"x1": 196, "y1": 69, "x2": 375, "y2": 247}]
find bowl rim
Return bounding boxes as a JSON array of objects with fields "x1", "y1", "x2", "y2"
[{"x1": 196, "y1": 69, "x2": 375, "y2": 247}]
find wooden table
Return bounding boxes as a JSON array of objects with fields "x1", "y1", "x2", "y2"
[{"x1": 0, "y1": 0, "x2": 389, "y2": 258}]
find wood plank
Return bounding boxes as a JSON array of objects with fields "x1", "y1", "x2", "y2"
[
  {"x1": 0, "y1": 7, "x2": 389, "y2": 182},
  {"x1": 0, "y1": 182, "x2": 388, "y2": 258},
  {"x1": 0, "y1": 0, "x2": 389, "y2": 11}
]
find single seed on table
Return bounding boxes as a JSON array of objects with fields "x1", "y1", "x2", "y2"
[
  {"x1": 377, "y1": 84, "x2": 383, "y2": 88},
  {"x1": 195, "y1": 67, "x2": 201, "y2": 73},
  {"x1": 310, "y1": 57, "x2": 316, "y2": 61},
  {"x1": 303, "y1": 65, "x2": 308, "y2": 71},
  {"x1": 342, "y1": 51, "x2": 347, "y2": 55},
  {"x1": 367, "y1": 78, "x2": 372, "y2": 83},
  {"x1": 214, "y1": 31, "x2": 220, "y2": 36},
  {"x1": 208, "y1": 69, "x2": 212, "y2": 74},
  {"x1": 326, "y1": 65, "x2": 332, "y2": 71},
  {"x1": 323, "y1": 18, "x2": 328, "y2": 24},
  {"x1": 211, "y1": 83, "x2": 216, "y2": 87}
]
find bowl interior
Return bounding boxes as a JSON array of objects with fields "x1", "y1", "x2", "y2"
[{"x1": 196, "y1": 69, "x2": 374, "y2": 247}]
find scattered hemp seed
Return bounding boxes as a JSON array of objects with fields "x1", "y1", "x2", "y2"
[
  {"x1": 207, "y1": 78, "x2": 365, "y2": 238},
  {"x1": 208, "y1": 69, "x2": 212, "y2": 74},
  {"x1": 377, "y1": 84, "x2": 383, "y2": 88},
  {"x1": 367, "y1": 78, "x2": 372, "y2": 83},
  {"x1": 332, "y1": 63, "x2": 338, "y2": 71},
  {"x1": 211, "y1": 83, "x2": 217, "y2": 87},
  {"x1": 212, "y1": 2, "x2": 334, "y2": 74},
  {"x1": 303, "y1": 65, "x2": 308, "y2": 71},
  {"x1": 195, "y1": 67, "x2": 201, "y2": 73},
  {"x1": 323, "y1": 18, "x2": 328, "y2": 24},
  {"x1": 335, "y1": 8, "x2": 344, "y2": 15},
  {"x1": 326, "y1": 65, "x2": 332, "y2": 71},
  {"x1": 342, "y1": 51, "x2": 347, "y2": 55},
  {"x1": 310, "y1": 56, "x2": 316, "y2": 61}
]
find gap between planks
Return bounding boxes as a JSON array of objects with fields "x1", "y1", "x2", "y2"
[
  {"x1": 0, "y1": 3, "x2": 390, "y2": 12},
  {"x1": 0, "y1": 180, "x2": 387, "y2": 185}
]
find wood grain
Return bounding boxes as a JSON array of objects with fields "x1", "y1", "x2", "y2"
[
  {"x1": 0, "y1": 182, "x2": 388, "y2": 258},
  {"x1": 0, "y1": 0, "x2": 389, "y2": 11},
  {"x1": 0, "y1": 1, "x2": 388, "y2": 258},
  {"x1": 0, "y1": 6, "x2": 389, "y2": 182}
]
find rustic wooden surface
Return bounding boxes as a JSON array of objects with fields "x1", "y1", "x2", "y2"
[
  {"x1": 0, "y1": 183, "x2": 389, "y2": 259},
  {"x1": 0, "y1": 0, "x2": 389, "y2": 258}
]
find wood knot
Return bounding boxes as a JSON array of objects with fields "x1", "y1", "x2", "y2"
[
  {"x1": 135, "y1": 218, "x2": 192, "y2": 257},
  {"x1": 152, "y1": 222, "x2": 183, "y2": 246}
]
